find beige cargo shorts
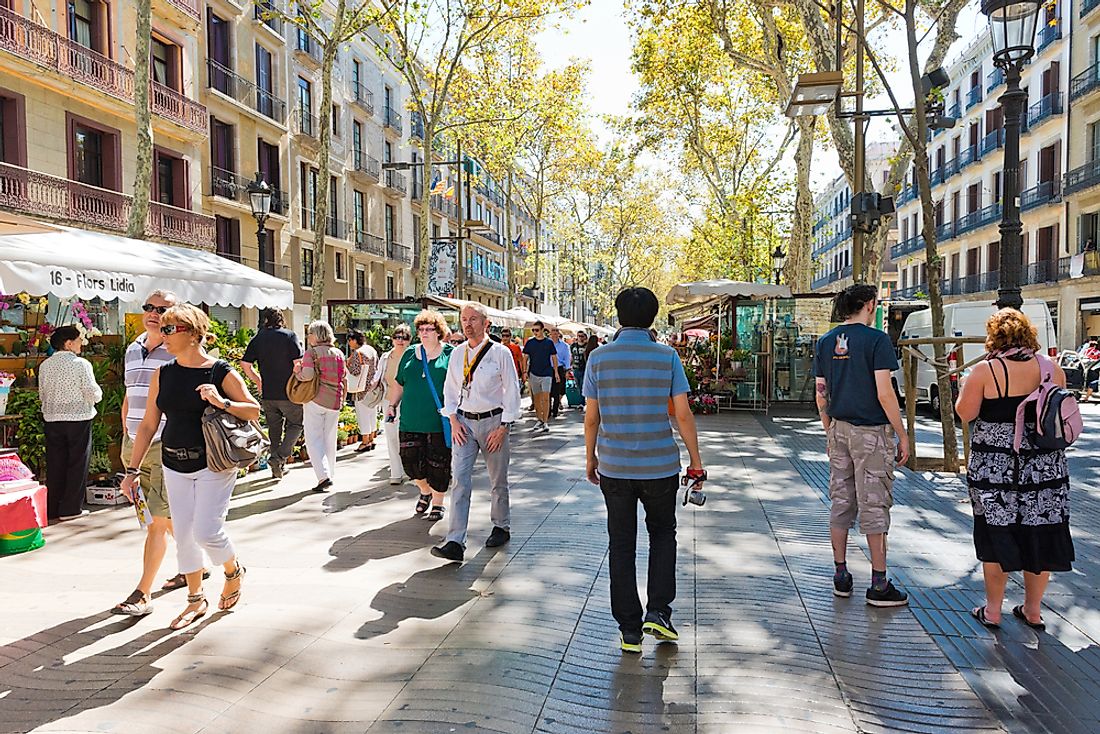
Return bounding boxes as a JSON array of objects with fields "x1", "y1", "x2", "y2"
[{"x1": 826, "y1": 420, "x2": 896, "y2": 535}]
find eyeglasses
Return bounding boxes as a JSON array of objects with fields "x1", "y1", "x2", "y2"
[
  {"x1": 142, "y1": 304, "x2": 169, "y2": 314},
  {"x1": 392, "y1": 335, "x2": 410, "y2": 341},
  {"x1": 159, "y1": 324, "x2": 191, "y2": 335},
  {"x1": 532, "y1": 328, "x2": 543, "y2": 333}
]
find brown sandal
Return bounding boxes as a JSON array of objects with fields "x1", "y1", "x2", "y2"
[
  {"x1": 162, "y1": 570, "x2": 211, "y2": 591},
  {"x1": 219, "y1": 564, "x2": 246, "y2": 611},
  {"x1": 169, "y1": 593, "x2": 208, "y2": 630}
]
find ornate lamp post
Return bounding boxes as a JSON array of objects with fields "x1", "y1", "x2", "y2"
[
  {"x1": 982, "y1": 0, "x2": 1042, "y2": 311},
  {"x1": 771, "y1": 246, "x2": 787, "y2": 285},
  {"x1": 246, "y1": 172, "x2": 273, "y2": 271}
]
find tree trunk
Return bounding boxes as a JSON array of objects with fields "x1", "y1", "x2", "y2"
[
  {"x1": 904, "y1": 0, "x2": 957, "y2": 471},
  {"x1": 786, "y1": 117, "x2": 815, "y2": 291},
  {"x1": 416, "y1": 123, "x2": 433, "y2": 296},
  {"x1": 126, "y1": 0, "x2": 152, "y2": 240},
  {"x1": 309, "y1": 47, "x2": 337, "y2": 321},
  {"x1": 505, "y1": 170, "x2": 514, "y2": 308}
]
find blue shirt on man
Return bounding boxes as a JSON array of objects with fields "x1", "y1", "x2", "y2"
[
  {"x1": 553, "y1": 339, "x2": 571, "y2": 370},
  {"x1": 813, "y1": 323, "x2": 898, "y2": 426},
  {"x1": 583, "y1": 328, "x2": 690, "y2": 480}
]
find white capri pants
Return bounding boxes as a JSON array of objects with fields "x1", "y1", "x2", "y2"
[
  {"x1": 303, "y1": 401, "x2": 340, "y2": 482},
  {"x1": 164, "y1": 466, "x2": 237, "y2": 574}
]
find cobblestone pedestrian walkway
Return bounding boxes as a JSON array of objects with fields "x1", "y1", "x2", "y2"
[{"x1": 1, "y1": 410, "x2": 1097, "y2": 732}]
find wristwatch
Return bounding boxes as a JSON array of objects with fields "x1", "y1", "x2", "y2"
[
  {"x1": 222, "y1": 397, "x2": 231, "y2": 410},
  {"x1": 501, "y1": 422, "x2": 513, "y2": 429},
  {"x1": 125, "y1": 467, "x2": 140, "y2": 476}
]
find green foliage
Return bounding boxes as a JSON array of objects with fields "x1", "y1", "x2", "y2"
[
  {"x1": 8, "y1": 389, "x2": 44, "y2": 475},
  {"x1": 362, "y1": 325, "x2": 390, "y2": 354},
  {"x1": 89, "y1": 450, "x2": 112, "y2": 475},
  {"x1": 339, "y1": 404, "x2": 358, "y2": 434}
]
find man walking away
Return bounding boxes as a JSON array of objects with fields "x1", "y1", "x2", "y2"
[
  {"x1": 549, "y1": 326, "x2": 571, "y2": 419},
  {"x1": 571, "y1": 331, "x2": 589, "y2": 407},
  {"x1": 522, "y1": 321, "x2": 557, "y2": 432},
  {"x1": 814, "y1": 284, "x2": 911, "y2": 607},
  {"x1": 432, "y1": 305, "x2": 521, "y2": 562},
  {"x1": 242, "y1": 309, "x2": 304, "y2": 479},
  {"x1": 501, "y1": 328, "x2": 524, "y2": 393},
  {"x1": 584, "y1": 288, "x2": 706, "y2": 654}
]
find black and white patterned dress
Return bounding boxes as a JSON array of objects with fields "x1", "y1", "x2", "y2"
[{"x1": 967, "y1": 358, "x2": 1074, "y2": 573}]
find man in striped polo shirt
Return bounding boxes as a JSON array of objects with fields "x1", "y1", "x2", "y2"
[
  {"x1": 112, "y1": 290, "x2": 192, "y2": 617},
  {"x1": 583, "y1": 287, "x2": 705, "y2": 654}
]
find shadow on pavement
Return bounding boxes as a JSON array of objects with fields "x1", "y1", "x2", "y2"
[
  {"x1": 324, "y1": 515, "x2": 437, "y2": 572},
  {"x1": 0, "y1": 611, "x2": 219, "y2": 734}
]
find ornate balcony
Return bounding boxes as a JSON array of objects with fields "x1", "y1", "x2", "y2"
[
  {"x1": 1036, "y1": 21, "x2": 1062, "y2": 55},
  {"x1": 386, "y1": 240, "x2": 412, "y2": 264},
  {"x1": 1071, "y1": 62, "x2": 1100, "y2": 102},
  {"x1": 354, "y1": 229, "x2": 385, "y2": 257},
  {"x1": 352, "y1": 83, "x2": 374, "y2": 115},
  {"x1": 1020, "y1": 179, "x2": 1062, "y2": 211},
  {"x1": 431, "y1": 195, "x2": 459, "y2": 219},
  {"x1": 352, "y1": 151, "x2": 380, "y2": 180},
  {"x1": 954, "y1": 201, "x2": 1002, "y2": 237},
  {"x1": 164, "y1": 0, "x2": 200, "y2": 20},
  {"x1": 930, "y1": 167, "x2": 945, "y2": 186},
  {"x1": 0, "y1": 6, "x2": 207, "y2": 132},
  {"x1": 409, "y1": 111, "x2": 425, "y2": 141},
  {"x1": 384, "y1": 106, "x2": 403, "y2": 134},
  {"x1": 384, "y1": 169, "x2": 407, "y2": 195},
  {"x1": 206, "y1": 59, "x2": 286, "y2": 124},
  {"x1": 465, "y1": 268, "x2": 507, "y2": 293},
  {"x1": 891, "y1": 235, "x2": 924, "y2": 260},
  {"x1": 292, "y1": 108, "x2": 320, "y2": 139},
  {"x1": 0, "y1": 161, "x2": 214, "y2": 249},
  {"x1": 253, "y1": 0, "x2": 283, "y2": 34},
  {"x1": 209, "y1": 167, "x2": 287, "y2": 215},
  {"x1": 300, "y1": 208, "x2": 348, "y2": 240}
]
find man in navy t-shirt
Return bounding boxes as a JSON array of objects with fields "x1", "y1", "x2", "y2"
[
  {"x1": 814, "y1": 284, "x2": 910, "y2": 608},
  {"x1": 522, "y1": 321, "x2": 558, "y2": 432}
]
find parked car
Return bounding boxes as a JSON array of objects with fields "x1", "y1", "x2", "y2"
[{"x1": 893, "y1": 299, "x2": 1057, "y2": 413}]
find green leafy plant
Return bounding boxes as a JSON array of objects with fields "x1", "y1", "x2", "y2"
[
  {"x1": 89, "y1": 450, "x2": 112, "y2": 475},
  {"x1": 8, "y1": 389, "x2": 44, "y2": 476}
]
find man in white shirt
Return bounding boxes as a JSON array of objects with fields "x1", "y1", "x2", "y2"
[{"x1": 431, "y1": 304, "x2": 521, "y2": 562}]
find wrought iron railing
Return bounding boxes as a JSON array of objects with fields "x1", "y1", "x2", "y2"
[
  {"x1": 0, "y1": 161, "x2": 214, "y2": 248},
  {"x1": 980, "y1": 128, "x2": 1004, "y2": 156},
  {"x1": 384, "y1": 169, "x2": 407, "y2": 195},
  {"x1": 300, "y1": 208, "x2": 348, "y2": 239},
  {"x1": 206, "y1": 58, "x2": 286, "y2": 123},
  {"x1": 293, "y1": 107, "x2": 319, "y2": 138},
  {"x1": 295, "y1": 33, "x2": 322, "y2": 64},
  {"x1": 1083, "y1": 0, "x2": 1100, "y2": 18},
  {"x1": 253, "y1": 0, "x2": 283, "y2": 33},
  {"x1": 1071, "y1": 62, "x2": 1100, "y2": 102},
  {"x1": 384, "y1": 106, "x2": 403, "y2": 133},
  {"x1": 954, "y1": 201, "x2": 1002, "y2": 237},
  {"x1": 209, "y1": 167, "x2": 287, "y2": 215},
  {"x1": 352, "y1": 83, "x2": 374, "y2": 115},
  {"x1": 1026, "y1": 91, "x2": 1063, "y2": 129},
  {"x1": 891, "y1": 235, "x2": 924, "y2": 260},
  {"x1": 165, "y1": 0, "x2": 200, "y2": 20},
  {"x1": 966, "y1": 86, "x2": 982, "y2": 109},
  {"x1": 987, "y1": 67, "x2": 1004, "y2": 93},
  {"x1": 1020, "y1": 179, "x2": 1062, "y2": 211},
  {"x1": 1036, "y1": 21, "x2": 1062, "y2": 54},
  {"x1": 1064, "y1": 159, "x2": 1100, "y2": 196},
  {"x1": 386, "y1": 240, "x2": 412, "y2": 264},
  {"x1": 352, "y1": 151, "x2": 380, "y2": 179},
  {"x1": 354, "y1": 229, "x2": 385, "y2": 257}
]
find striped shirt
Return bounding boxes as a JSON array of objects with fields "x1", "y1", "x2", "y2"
[
  {"x1": 582, "y1": 329, "x2": 690, "y2": 480},
  {"x1": 298, "y1": 345, "x2": 348, "y2": 411},
  {"x1": 125, "y1": 333, "x2": 173, "y2": 440}
]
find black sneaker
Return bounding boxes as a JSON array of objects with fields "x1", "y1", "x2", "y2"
[
  {"x1": 833, "y1": 570, "x2": 854, "y2": 598},
  {"x1": 866, "y1": 580, "x2": 909, "y2": 607},
  {"x1": 485, "y1": 527, "x2": 510, "y2": 548},
  {"x1": 642, "y1": 611, "x2": 678, "y2": 642},
  {"x1": 430, "y1": 541, "x2": 465, "y2": 563},
  {"x1": 620, "y1": 630, "x2": 643, "y2": 654}
]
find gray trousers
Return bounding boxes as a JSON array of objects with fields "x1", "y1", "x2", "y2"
[
  {"x1": 261, "y1": 399, "x2": 304, "y2": 464},
  {"x1": 446, "y1": 413, "x2": 511, "y2": 546}
]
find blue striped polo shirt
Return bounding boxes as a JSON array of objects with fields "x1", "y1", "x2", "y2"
[{"x1": 582, "y1": 329, "x2": 690, "y2": 480}]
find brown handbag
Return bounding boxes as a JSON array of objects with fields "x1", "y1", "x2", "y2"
[{"x1": 286, "y1": 347, "x2": 320, "y2": 404}]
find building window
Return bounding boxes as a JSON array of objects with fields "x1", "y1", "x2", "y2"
[
  {"x1": 298, "y1": 77, "x2": 312, "y2": 134},
  {"x1": 354, "y1": 190, "x2": 365, "y2": 234},
  {"x1": 355, "y1": 266, "x2": 366, "y2": 299},
  {"x1": 386, "y1": 271, "x2": 396, "y2": 299},
  {"x1": 301, "y1": 246, "x2": 314, "y2": 287},
  {"x1": 154, "y1": 150, "x2": 187, "y2": 207},
  {"x1": 68, "y1": 0, "x2": 107, "y2": 54},
  {"x1": 335, "y1": 250, "x2": 345, "y2": 281},
  {"x1": 210, "y1": 117, "x2": 236, "y2": 198},
  {"x1": 300, "y1": 163, "x2": 318, "y2": 227},
  {"x1": 257, "y1": 138, "x2": 280, "y2": 209},
  {"x1": 256, "y1": 44, "x2": 276, "y2": 119},
  {"x1": 257, "y1": 229, "x2": 275, "y2": 275},
  {"x1": 215, "y1": 215, "x2": 240, "y2": 260},
  {"x1": 331, "y1": 105, "x2": 340, "y2": 136},
  {"x1": 385, "y1": 203, "x2": 395, "y2": 243},
  {"x1": 0, "y1": 91, "x2": 27, "y2": 166},
  {"x1": 67, "y1": 115, "x2": 121, "y2": 191},
  {"x1": 150, "y1": 36, "x2": 180, "y2": 90}
]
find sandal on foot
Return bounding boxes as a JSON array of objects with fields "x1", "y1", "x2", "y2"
[
  {"x1": 220, "y1": 564, "x2": 246, "y2": 611},
  {"x1": 970, "y1": 605, "x2": 1000, "y2": 629},
  {"x1": 169, "y1": 593, "x2": 208, "y2": 630},
  {"x1": 1012, "y1": 605, "x2": 1046, "y2": 630},
  {"x1": 426, "y1": 506, "x2": 445, "y2": 522},
  {"x1": 414, "y1": 494, "x2": 431, "y2": 514},
  {"x1": 162, "y1": 570, "x2": 211, "y2": 591},
  {"x1": 111, "y1": 589, "x2": 153, "y2": 616}
]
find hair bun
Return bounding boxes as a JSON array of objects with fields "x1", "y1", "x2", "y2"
[{"x1": 204, "y1": 332, "x2": 217, "y2": 347}]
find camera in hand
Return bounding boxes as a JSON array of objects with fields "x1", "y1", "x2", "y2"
[{"x1": 682, "y1": 468, "x2": 707, "y2": 507}]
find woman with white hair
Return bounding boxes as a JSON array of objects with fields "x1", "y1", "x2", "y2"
[{"x1": 294, "y1": 320, "x2": 347, "y2": 492}]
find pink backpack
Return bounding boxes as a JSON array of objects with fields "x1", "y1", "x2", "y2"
[{"x1": 1013, "y1": 353, "x2": 1083, "y2": 452}]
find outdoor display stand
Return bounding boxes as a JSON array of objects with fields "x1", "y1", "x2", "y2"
[{"x1": 0, "y1": 452, "x2": 46, "y2": 556}]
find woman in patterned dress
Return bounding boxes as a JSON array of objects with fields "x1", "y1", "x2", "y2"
[{"x1": 956, "y1": 309, "x2": 1073, "y2": 631}]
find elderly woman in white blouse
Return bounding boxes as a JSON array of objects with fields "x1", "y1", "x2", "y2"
[{"x1": 39, "y1": 324, "x2": 103, "y2": 522}]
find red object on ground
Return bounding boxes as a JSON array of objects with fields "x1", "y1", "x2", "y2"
[{"x1": 0, "y1": 484, "x2": 47, "y2": 535}]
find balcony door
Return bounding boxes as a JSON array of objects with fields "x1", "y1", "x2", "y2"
[
  {"x1": 297, "y1": 78, "x2": 312, "y2": 133},
  {"x1": 385, "y1": 203, "x2": 395, "y2": 244},
  {"x1": 256, "y1": 44, "x2": 274, "y2": 118},
  {"x1": 150, "y1": 36, "x2": 180, "y2": 91},
  {"x1": 1042, "y1": 62, "x2": 1060, "y2": 97},
  {"x1": 206, "y1": 11, "x2": 232, "y2": 94},
  {"x1": 210, "y1": 117, "x2": 235, "y2": 197},
  {"x1": 153, "y1": 150, "x2": 187, "y2": 207},
  {"x1": 967, "y1": 247, "x2": 980, "y2": 275},
  {"x1": 967, "y1": 183, "x2": 980, "y2": 213},
  {"x1": 257, "y1": 138, "x2": 280, "y2": 210},
  {"x1": 68, "y1": 0, "x2": 106, "y2": 54},
  {"x1": 987, "y1": 241, "x2": 1000, "y2": 273},
  {"x1": 1039, "y1": 142, "x2": 1060, "y2": 184}
]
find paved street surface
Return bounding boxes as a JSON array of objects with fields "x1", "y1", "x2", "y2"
[{"x1": 3, "y1": 404, "x2": 1100, "y2": 733}]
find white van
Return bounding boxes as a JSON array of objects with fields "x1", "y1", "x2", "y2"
[{"x1": 893, "y1": 299, "x2": 1057, "y2": 412}]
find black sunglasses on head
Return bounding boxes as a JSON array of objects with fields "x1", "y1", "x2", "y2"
[{"x1": 142, "y1": 304, "x2": 169, "y2": 314}]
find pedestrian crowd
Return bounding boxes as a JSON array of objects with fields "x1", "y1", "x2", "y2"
[{"x1": 35, "y1": 281, "x2": 1082, "y2": 652}]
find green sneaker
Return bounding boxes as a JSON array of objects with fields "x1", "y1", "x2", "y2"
[
  {"x1": 620, "y1": 631, "x2": 642, "y2": 653},
  {"x1": 642, "y1": 611, "x2": 678, "y2": 642}
]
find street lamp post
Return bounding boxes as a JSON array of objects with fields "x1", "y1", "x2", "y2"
[
  {"x1": 771, "y1": 246, "x2": 787, "y2": 285},
  {"x1": 982, "y1": 0, "x2": 1042, "y2": 311},
  {"x1": 246, "y1": 172, "x2": 272, "y2": 272}
]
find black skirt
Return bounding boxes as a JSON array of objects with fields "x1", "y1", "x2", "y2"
[{"x1": 398, "y1": 431, "x2": 451, "y2": 494}]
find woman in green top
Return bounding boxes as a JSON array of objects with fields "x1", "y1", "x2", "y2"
[{"x1": 386, "y1": 309, "x2": 454, "y2": 521}]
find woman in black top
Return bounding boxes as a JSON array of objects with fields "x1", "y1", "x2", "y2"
[
  {"x1": 122, "y1": 303, "x2": 259, "y2": 630},
  {"x1": 956, "y1": 309, "x2": 1072, "y2": 631}
]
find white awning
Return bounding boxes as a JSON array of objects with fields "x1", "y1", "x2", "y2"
[
  {"x1": 665, "y1": 279, "x2": 792, "y2": 305},
  {"x1": 0, "y1": 214, "x2": 294, "y2": 309},
  {"x1": 501, "y1": 306, "x2": 567, "y2": 327},
  {"x1": 429, "y1": 295, "x2": 526, "y2": 328}
]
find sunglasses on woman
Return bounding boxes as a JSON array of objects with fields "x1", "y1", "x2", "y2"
[
  {"x1": 393, "y1": 335, "x2": 410, "y2": 341},
  {"x1": 142, "y1": 304, "x2": 169, "y2": 314},
  {"x1": 159, "y1": 324, "x2": 191, "y2": 335}
]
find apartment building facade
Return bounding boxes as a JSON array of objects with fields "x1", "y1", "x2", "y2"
[
  {"x1": 0, "y1": 0, "x2": 213, "y2": 248},
  {"x1": 810, "y1": 141, "x2": 898, "y2": 295},
  {"x1": 891, "y1": 3, "x2": 1100, "y2": 347}
]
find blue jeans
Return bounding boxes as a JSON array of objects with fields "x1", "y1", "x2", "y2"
[{"x1": 600, "y1": 474, "x2": 678, "y2": 634}]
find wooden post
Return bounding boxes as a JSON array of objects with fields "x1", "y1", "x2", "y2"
[{"x1": 905, "y1": 346, "x2": 917, "y2": 471}]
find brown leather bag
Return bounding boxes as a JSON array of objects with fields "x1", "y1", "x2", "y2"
[{"x1": 286, "y1": 347, "x2": 320, "y2": 404}]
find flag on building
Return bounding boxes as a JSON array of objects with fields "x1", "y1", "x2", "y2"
[
  {"x1": 444, "y1": 184, "x2": 455, "y2": 199},
  {"x1": 430, "y1": 171, "x2": 446, "y2": 196}
]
